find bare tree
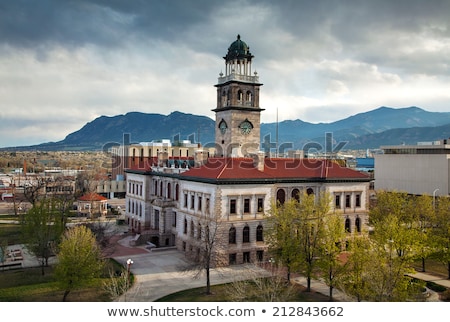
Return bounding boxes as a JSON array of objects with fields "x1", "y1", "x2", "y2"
[{"x1": 225, "y1": 265, "x2": 293, "y2": 302}]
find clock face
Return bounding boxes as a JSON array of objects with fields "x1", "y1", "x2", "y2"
[
  {"x1": 239, "y1": 120, "x2": 253, "y2": 135},
  {"x1": 219, "y1": 120, "x2": 228, "y2": 134}
]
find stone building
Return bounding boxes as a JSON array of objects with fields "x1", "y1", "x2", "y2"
[{"x1": 123, "y1": 35, "x2": 371, "y2": 266}]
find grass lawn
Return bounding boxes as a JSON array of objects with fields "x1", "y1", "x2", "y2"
[
  {"x1": 0, "y1": 259, "x2": 123, "y2": 302},
  {"x1": 0, "y1": 223, "x2": 22, "y2": 245}
]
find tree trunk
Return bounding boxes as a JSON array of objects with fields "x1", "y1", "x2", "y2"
[
  {"x1": 62, "y1": 290, "x2": 70, "y2": 302},
  {"x1": 206, "y1": 266, "x2": 211, "y2": 295},
  {"x1": 306, "y1": 276, "x2": 311, "y2": 292},
  {"x1": 447, "y1": 261, "x2": 450, "y2": 280}
]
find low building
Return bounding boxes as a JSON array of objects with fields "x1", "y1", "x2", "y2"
[
  {"x1": 374, "y1": 139, "x2": 450, "y2": 196},
  {"x1": 77, "y1": 192, "x2": 108, "y2": 217}
]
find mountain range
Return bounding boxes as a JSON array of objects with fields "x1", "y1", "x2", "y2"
[{"x1": 4, "y1": 106, "x2": 450, "y2": 152}]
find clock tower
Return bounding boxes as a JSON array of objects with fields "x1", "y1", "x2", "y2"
[{"x1": 213, "y1": 35, "x2": 264, "y2": 158}]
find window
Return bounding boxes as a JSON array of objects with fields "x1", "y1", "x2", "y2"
[
  {"x1": 184, "y1": 193, "x2": 188, "y2": 208},
  {"x1": 257, "y1": 198, "x2": 264, "y2": 212},
  {"x1": 205, "y1": 198, "x2": 210, "y2": 214},
  {"x1": 229, "y1": 253, "x2": 237, "y2": 265},
  {"x1": 355, "y1": 217, "x2": 361, "y2": 233},
  {"x1": 243, "y1": 226, "x2": 250, "y2": 243},
  {"x1": 191, "y1": 195, "x2": 195, "y2": 209},
  {"x1": 172, "y1": 212, "x2": 177, "y2": 227},
  {"x1": 355, "y1": 194, "x2": 361, "y2": 207},
  {"x1": 292, "y1": 188, "x2": 300, "y2": 201},
  {"x1": 198, "y1": 196, "x2": 202, "y2": 211},
  {"x1": 256, "y1": 250, "x2": 264, "y2": 262},
  {"x1": 190, "y1": 220, "x2": 195, "y2": 237},
  {"x1": 256, "y1": 225, "x2": 263, "y2": 242},
  {"x1": 243, "y1": 252, "x2": 250, "y2": 263},
  {"x1": 230, "y1": 199, "x2": 236, "y2": 214},
  {"x1": 229, "y1": 227, "x2": 236, "y2": 244},
  {"x1": 346, "y1": 194, "x2": 351, "y2": 208},
  {"x1": 197, "y1": 223, "x2": 202, "y2": 240},
  {"x1": 167, "y1": 182, "x2": 171, "y2": 199},
  {"x1": 183, "y1": 218, "x2": 187, "y2": 234},
  {"x1": 244, "y1": 198, "x2": 250, "y2": 213},
  {"x1": 335, "y1": 195, "x2": 340, "y2": 208},
  {"x1": 276, "y1": 189, "x2": 285, "y2": 206},
  {"x1": 345, "y1": 218, "x2": 351, "y2": 233}
]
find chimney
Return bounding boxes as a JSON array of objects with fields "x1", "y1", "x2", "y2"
[
  {"x1": 157, "y1": 151, "x2": 169, "y2": 167},
  {"x1": 253, "y1": 151, "x2": 265, "y2": 171},
  {"x1": 194, "y1": 149, "x2": 208, "y2": 167}
]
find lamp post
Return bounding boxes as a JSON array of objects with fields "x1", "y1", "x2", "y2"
[
  {"x1": 433, "y1": 189, "x2": 439, "y2": 210},
  {"x1": 126, "y1": 258, "x2": 133, "y2": 292}
]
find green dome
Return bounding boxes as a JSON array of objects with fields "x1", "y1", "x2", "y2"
[{"x1": 224, "y1": 34, "x2": 253, "y2": 61}]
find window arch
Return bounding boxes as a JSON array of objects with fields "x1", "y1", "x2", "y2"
[
  {"x1": 355, "y1": 217, "x2": 361, "y2": 233},
  {"x1": 256, "y1": 225, "x2": 263, "y2": 242},
  {"x1": 167, "y1": 182, "x2": 171, "y2": 199},
  {"x1": 345, "y1": 218, "x2": 351, "y2": 233},
  {"x1": 243, "y1": 226, "x2": 250, "y2": 243},
  {"x1": 276, "y1": 189, "x2": 286, "y2": 205},
  {"x1": 237, "y1": 90, "x2": 243, "y2": 101},
  {"x1": 291, "y1": 188, "x2": 300, "y2": 201},
  {"x1": 229, "y1": 226, "x2": 236, "y2": 244},
  {"x1": 246, "y1": 91, "x2": 252, "y2": 102}
]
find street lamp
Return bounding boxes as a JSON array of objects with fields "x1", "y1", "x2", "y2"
[
  {"x1": 433, "y1": 189, "x2": 439, "y2": 210},
  {"x1": 126, "y1": 258, "x2": 133, "y2": 291}
]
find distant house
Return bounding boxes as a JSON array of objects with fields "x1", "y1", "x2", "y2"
[{"x1": 77, "y1": 193, "x2": 108, "y2": 217}]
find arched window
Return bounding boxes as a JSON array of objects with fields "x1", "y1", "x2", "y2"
[
  {"x1": 246, "y1": 91, "x2": 252, "y2": 102},
  {"x1": 345, "y1": 218, "x2": 351, "y2": 233},
  {"x1": 243, "y1": 226, "x2": 250, "y2": 243},
  {"x1": 167, "y1": 182, "x2": 171, "y2": 199},
  {"x1": 291, "y1": 188, "x2": 300, "y2": 201},
  {"x1": 256, "y1": 225, "x2": 264, "y2": 242},
  {"x1": 276, "y1": 189, "x2": 286, "y2": 206},
  {"x1": 355, "y1": 217, "x2": 361, "y2": 233},
  {"x1": 198, "y1": 223, "x2": 202, "y2": 240},
  {"x1": 237, "y1": 90, "x2": 243, "y2": 101},
  {"x1": 175, "y1": 184, "x2": 179, "y2": 201},
  {"x1": 229, "y1": 226, "x2": 236, "y2": 244},
  {"x1": 184, "y1": 218, "x2": 187, "y2": 234},
  {"x1": 306, "y1": 188, "x2": 314, "y2": 195}
]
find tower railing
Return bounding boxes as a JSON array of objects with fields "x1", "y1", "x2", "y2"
[{"x1": 217, "y1": 73, "x2": 259, "y2": 84}]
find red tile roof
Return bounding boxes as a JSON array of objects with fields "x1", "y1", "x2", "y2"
[
  {"x1": 78, "y1": 193, "x2": 108, "y2": 201},
  {"x1": 180, "y1": 157, "x2": 369, "y2": 181}
]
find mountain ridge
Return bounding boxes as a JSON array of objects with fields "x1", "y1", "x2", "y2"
[{"x1": 3, "y1": 106, "x2": 450, "y2": 151}]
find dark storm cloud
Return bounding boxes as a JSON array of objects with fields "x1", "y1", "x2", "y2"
[
  {"x1": 0, "y1": 0, "x2": 222, "y2": 49},
  {"x1": 1, "y1": 0, "x2": 450, "y2": 147}
]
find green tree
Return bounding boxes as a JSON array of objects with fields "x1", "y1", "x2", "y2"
[
  {"x1": 265, "y1": 191, "x2": 330, "y2": 291},
  {"x1": 433, "y1": 196, "x2": 450, "y2": 279},
  {"x1": 55, "y1": 225, "x2": 104, "y2": 301},
  {"x1": 21, "y1": 198, "x2": 67, "y2": 275},
  {"x1": 317, "y1": 212, "x2": 347, "y2": 300},
  {"x1": 265, "y1": 198, "x2": 301, "y2": 282},
  {"x1": 295, "y1": 191, "x2": 330, "y2": 292},
  {"x1": 339, "y1": 235, "x2": 374, "y2": 301}
]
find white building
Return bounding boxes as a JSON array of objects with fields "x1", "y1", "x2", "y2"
[
  {"x1": 124, "y1": 35, "x2": 371, "y2": 266},
  {"x1": 375, "y1": 139, "x2": 450, "y2": 196}
]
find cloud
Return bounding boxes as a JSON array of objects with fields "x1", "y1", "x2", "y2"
[{"x1": 1, "y1": 0, "x2": 450, "y2": 147}]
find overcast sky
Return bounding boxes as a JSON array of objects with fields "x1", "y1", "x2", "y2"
[{"x1": 1, "y1": 0, "x2": 450, "y2": 148}]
